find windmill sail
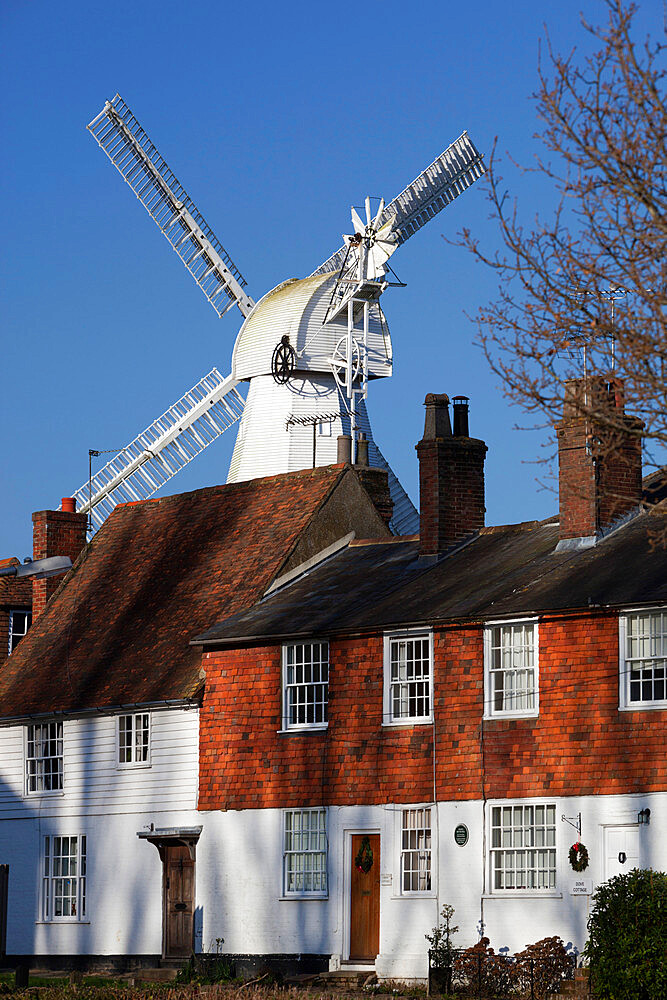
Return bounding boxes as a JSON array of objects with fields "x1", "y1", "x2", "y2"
[
  {"x1": 88, "y1": 94, "x2": 255, "y2": 318},
  {"x1": 311, "y1": 132, "x2": 485, "y2": 277},
  {"x1": 73, "y1": 370, "x2": 245, "y2": 529}
]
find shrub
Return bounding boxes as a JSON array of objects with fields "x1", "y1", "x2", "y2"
[
  {"x1": 514, "y1": 937, "x2": 571, "y2": 999},
  {"x1": 583, "y1": 867, "x2": 667, "y2": 1000},
  {"x1": 453, "y1": 938, "x2": 515, "y2": 997},
  {"x1": 426, "y1": 903, "x2": 459, "y2": 993}
]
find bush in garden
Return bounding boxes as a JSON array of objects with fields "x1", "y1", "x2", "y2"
[
  {"x1": 514, "y1": 937, "x2": 571, "y2": 999},
  {"x1": 453, "y1": 938, "x2": 516, "y2": 997},
  {"x1": 425, "y1": 903, "x2": 459, "y2": 993},
  {"x1": 583, "y1": 867, "x2": 667, "y2": 1000}
]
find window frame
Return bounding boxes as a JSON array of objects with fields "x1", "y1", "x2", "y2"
[
  {"x1": 8, "y1": 607, "x2": 32, "y2": 654},
  {"x1": 488, "y1": 800, "x2": 558, "y2": 895},
  {"x1": 400, "y1": 805, "x2": 433, "y2": 895},
  {"x1": 25, "y1": 721, "x2": 64, "y2": 797},
  {"x1": 282, "y1": 807, "x2": 328, "y2": 898},
  {"x1": 383, "y1": 629, "x2": 433, "y2": 727},
  {"x1": 41, "y1": 834, "x2": 87, "y2": 922},
  {"x1": 117, "y1": 712, "x2": 151, "y2": 768},
  {"x1": 483, "y1": 618, "x2": 539, "y2": 720},
  {"x1": 281, "y1": 640, "x2": 329, "y2": 732},
  {"x1": 619, "y1": 607, "x2": 667, "y2": 711}
]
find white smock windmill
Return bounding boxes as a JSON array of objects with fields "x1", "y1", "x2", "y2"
[{"x1": 77, "y1": 95, "x2": 484, "y2": 533}]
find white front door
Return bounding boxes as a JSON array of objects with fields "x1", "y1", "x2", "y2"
[{"x1": 603, "y1": 825, "x2": 639, "y2": 881}]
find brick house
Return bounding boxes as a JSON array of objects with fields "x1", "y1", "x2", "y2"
[
  {"x1": 192, "y1": 383, "x2": 665, "y2": 979},
  {"x1": 0, "y1": 382, "x2": 664, "y2": 979}
]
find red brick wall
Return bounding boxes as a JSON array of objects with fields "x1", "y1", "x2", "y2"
[
  {"x1": 417, "y1": 438, "x2": 487, "y2": 555},
  {"x1": 198, "y1": 614, "x2": 665, "y2": 810},
  {"x1": 32, "y1": 508, "x2": 88, "y2": 618}
]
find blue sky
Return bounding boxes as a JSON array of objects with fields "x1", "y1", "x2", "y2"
[{"x1": 1, "y1": 0, "x2": 660, "y2": 557}]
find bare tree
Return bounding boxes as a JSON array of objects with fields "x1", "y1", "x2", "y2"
[{"x1": 459, "y1": 0, "x2": 666, "y2": 471}]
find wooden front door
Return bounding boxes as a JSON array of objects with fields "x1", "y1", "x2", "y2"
[
  {"x1": 164, "y1": 844, "x2": 194, "y2": 958},
  {"x1": 349, "y1": 834, "x2": 380, "y2": 961}
]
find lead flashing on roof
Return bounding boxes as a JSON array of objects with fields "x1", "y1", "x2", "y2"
[{"x1": 264, "y1": 531, "x2": 356, "y2": 597}]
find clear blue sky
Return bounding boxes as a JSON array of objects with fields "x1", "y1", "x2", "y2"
[{"x1": 1, "y1": 0, "x2": 660, "y2": 558}]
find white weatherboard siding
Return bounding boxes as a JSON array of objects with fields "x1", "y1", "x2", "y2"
[
  {"x1": 0, "y1": 708, "x2": 198, "y2": 819},
  {"x1": 0, "y1": 707, "x2": 199, "y2": 956}
]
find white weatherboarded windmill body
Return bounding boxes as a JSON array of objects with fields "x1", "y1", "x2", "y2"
[{"x1": 78, "y1": 95, "x2": 485, "y2": 533}]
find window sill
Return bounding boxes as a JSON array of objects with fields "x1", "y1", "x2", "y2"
[
  {"x1": 24, "y1": 791, "x2": 65, "y2": 800},
  {"x1": 483, "y1": 712, "x2": 539, "y2": 721},
  {"x1": 117, "y1": 762, "x2": 152, "y2": 770},
  {"x1": 619, "y1": 702, "x2": 667, "y2": 712},
  {"x1": 35, "y1": 920, "x2": 91, "y2": 925},
  {"x1": 390, "y1": 892, "x2": 436, "y2": 901},
  {"x1": 279, "y1": 894, "x2": 328, "y2": 901},
  {"x1": 277, "y1": 725, "x2": 328, "y2": 736},
  {"x1": 482, "y1": 891, "x2": 562, "y2": 900},
  {"x1": 382, "y1": 718, "x2": 433, "y2": 728}
]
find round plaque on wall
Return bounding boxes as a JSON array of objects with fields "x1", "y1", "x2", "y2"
[{"x1": 454, "y1": 824, "x2": 469, "y2": 847}]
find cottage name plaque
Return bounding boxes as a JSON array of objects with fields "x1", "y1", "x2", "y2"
[
  {"x1": 570, "y1": 878, "x2": 593, "y2": 895},
  {"x1": 454, "y1": 824, "x2": 469, "y2": 846},
  {"x1": 380, "y1": 873, "x2": 393, "y2": 886}
]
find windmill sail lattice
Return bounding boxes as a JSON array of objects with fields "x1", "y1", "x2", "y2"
[
  {"x1": 311, "y1": 132, "x2": 485, "y2": 277},
  {"x1": 73, "y1": 370, "x2": 244, "y2": 529},
  {"x1": 88, "y1": 95, "x2": 255, "y2": 318}
]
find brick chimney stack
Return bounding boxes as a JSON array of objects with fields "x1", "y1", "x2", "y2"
[
  {"x1": 416, "y1": 393, "x2": 487, "y2": 557},
  {"x1": 32, "y1": 499, "x2": 88, "y2": 618},
  {"x1": 556, "y1": 377, "x2": 643, "y2": 543}
]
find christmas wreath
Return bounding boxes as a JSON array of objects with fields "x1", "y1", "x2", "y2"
[
  {"x1": 355, "y1": 836, "x2": 374, "y2": 873},
  {"x1": 569, "y1": 841, "x2": 589, "y2": 872}
]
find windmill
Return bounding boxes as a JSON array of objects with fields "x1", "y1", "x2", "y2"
[{"x1": 76, "y1": 94, "x2": 485, "y2": 533}]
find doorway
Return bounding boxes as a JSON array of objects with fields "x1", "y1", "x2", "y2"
[
  {"x1": 163, "y1": 843, "x2": 195, "y2": 958},
  {"x1": 349, "y1": 834, "x2": 380, "y2": 962},
  {"x1": 603, "y1": 825, "x2": 639, "y2": 882}
]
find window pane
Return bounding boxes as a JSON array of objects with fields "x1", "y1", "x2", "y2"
[
  {"x1": 490, "y1": 803, "x2": 556, "y2": 892},
  {"x1": 389, "y1": 636, "x2": 431, "y2": 721},
  {"x1": 488, "y1": 624, "x2": 537, "y2": 715},
  {"x1": 283, "y1": 809, "x2": 327, "y2": 894},
  {"x1": 284, "y1": 643, "x2": 329, "y2": 729}
]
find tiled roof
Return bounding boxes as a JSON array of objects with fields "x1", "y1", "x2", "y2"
[
  {"x1": 195, "y1": 505, "x2": 667, "y2": 645},
  {"x1": 0, "y1": 466, "x2": 353, "y2": 719}
]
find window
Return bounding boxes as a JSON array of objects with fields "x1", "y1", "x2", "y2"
[
  {"x1": 490, "y1": 803, "x2": 556, "y2": 890},
  {"x1": 26, "y1": 722, "x2": 63, "y2": 794},
  {"x1": 282, "y1": 642, "x2": 328, "y2": 730},
  {"x1": 484, "y1": 621, "x2": 538, "y2": 718},
  {"x1": 401, "y1": 807, "x2": 432, "y2": 892},
  {"x1": 8, "y1": 609, "x2": 31, "y2": 654},
  {"x1": 384, "y1": 632, "x2": 432, "y2": 724},
  {"x1": 42, "y1": 835, "x2": 86, "y2": 920},
  {"x1": 118, "y1": 713, "x2": 150, "y2": 765},
  {"x1": 283, "y1": 809, "x2": 327, "y2": 895},
  {"x1": 620, "y1": 609, "x2": 667, "y2": 709}
]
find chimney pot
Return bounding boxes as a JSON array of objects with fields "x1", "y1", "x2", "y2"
[
  {"x1": 337, "y1": 434, "x2": 352, "y2": 464},
  {"x1": 423, "y1": 393, "x2": 452, "y2": 440},
  {"x1": 452, "y1": 396, "x2": 470, "y2": 437},
  {"x1": 61, "y1": 497, "x2": 76, "y2": 513},
  {"x1": 356, "y1": 433, "x2": 369, "y2": 467}
]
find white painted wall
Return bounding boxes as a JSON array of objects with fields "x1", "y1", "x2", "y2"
[
  {"x1": 0, "y1": 707, "x2": 664, "y2": 982},
  {"x1": 0, "y1": 707, "x2": 199, "y2": 957}
]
